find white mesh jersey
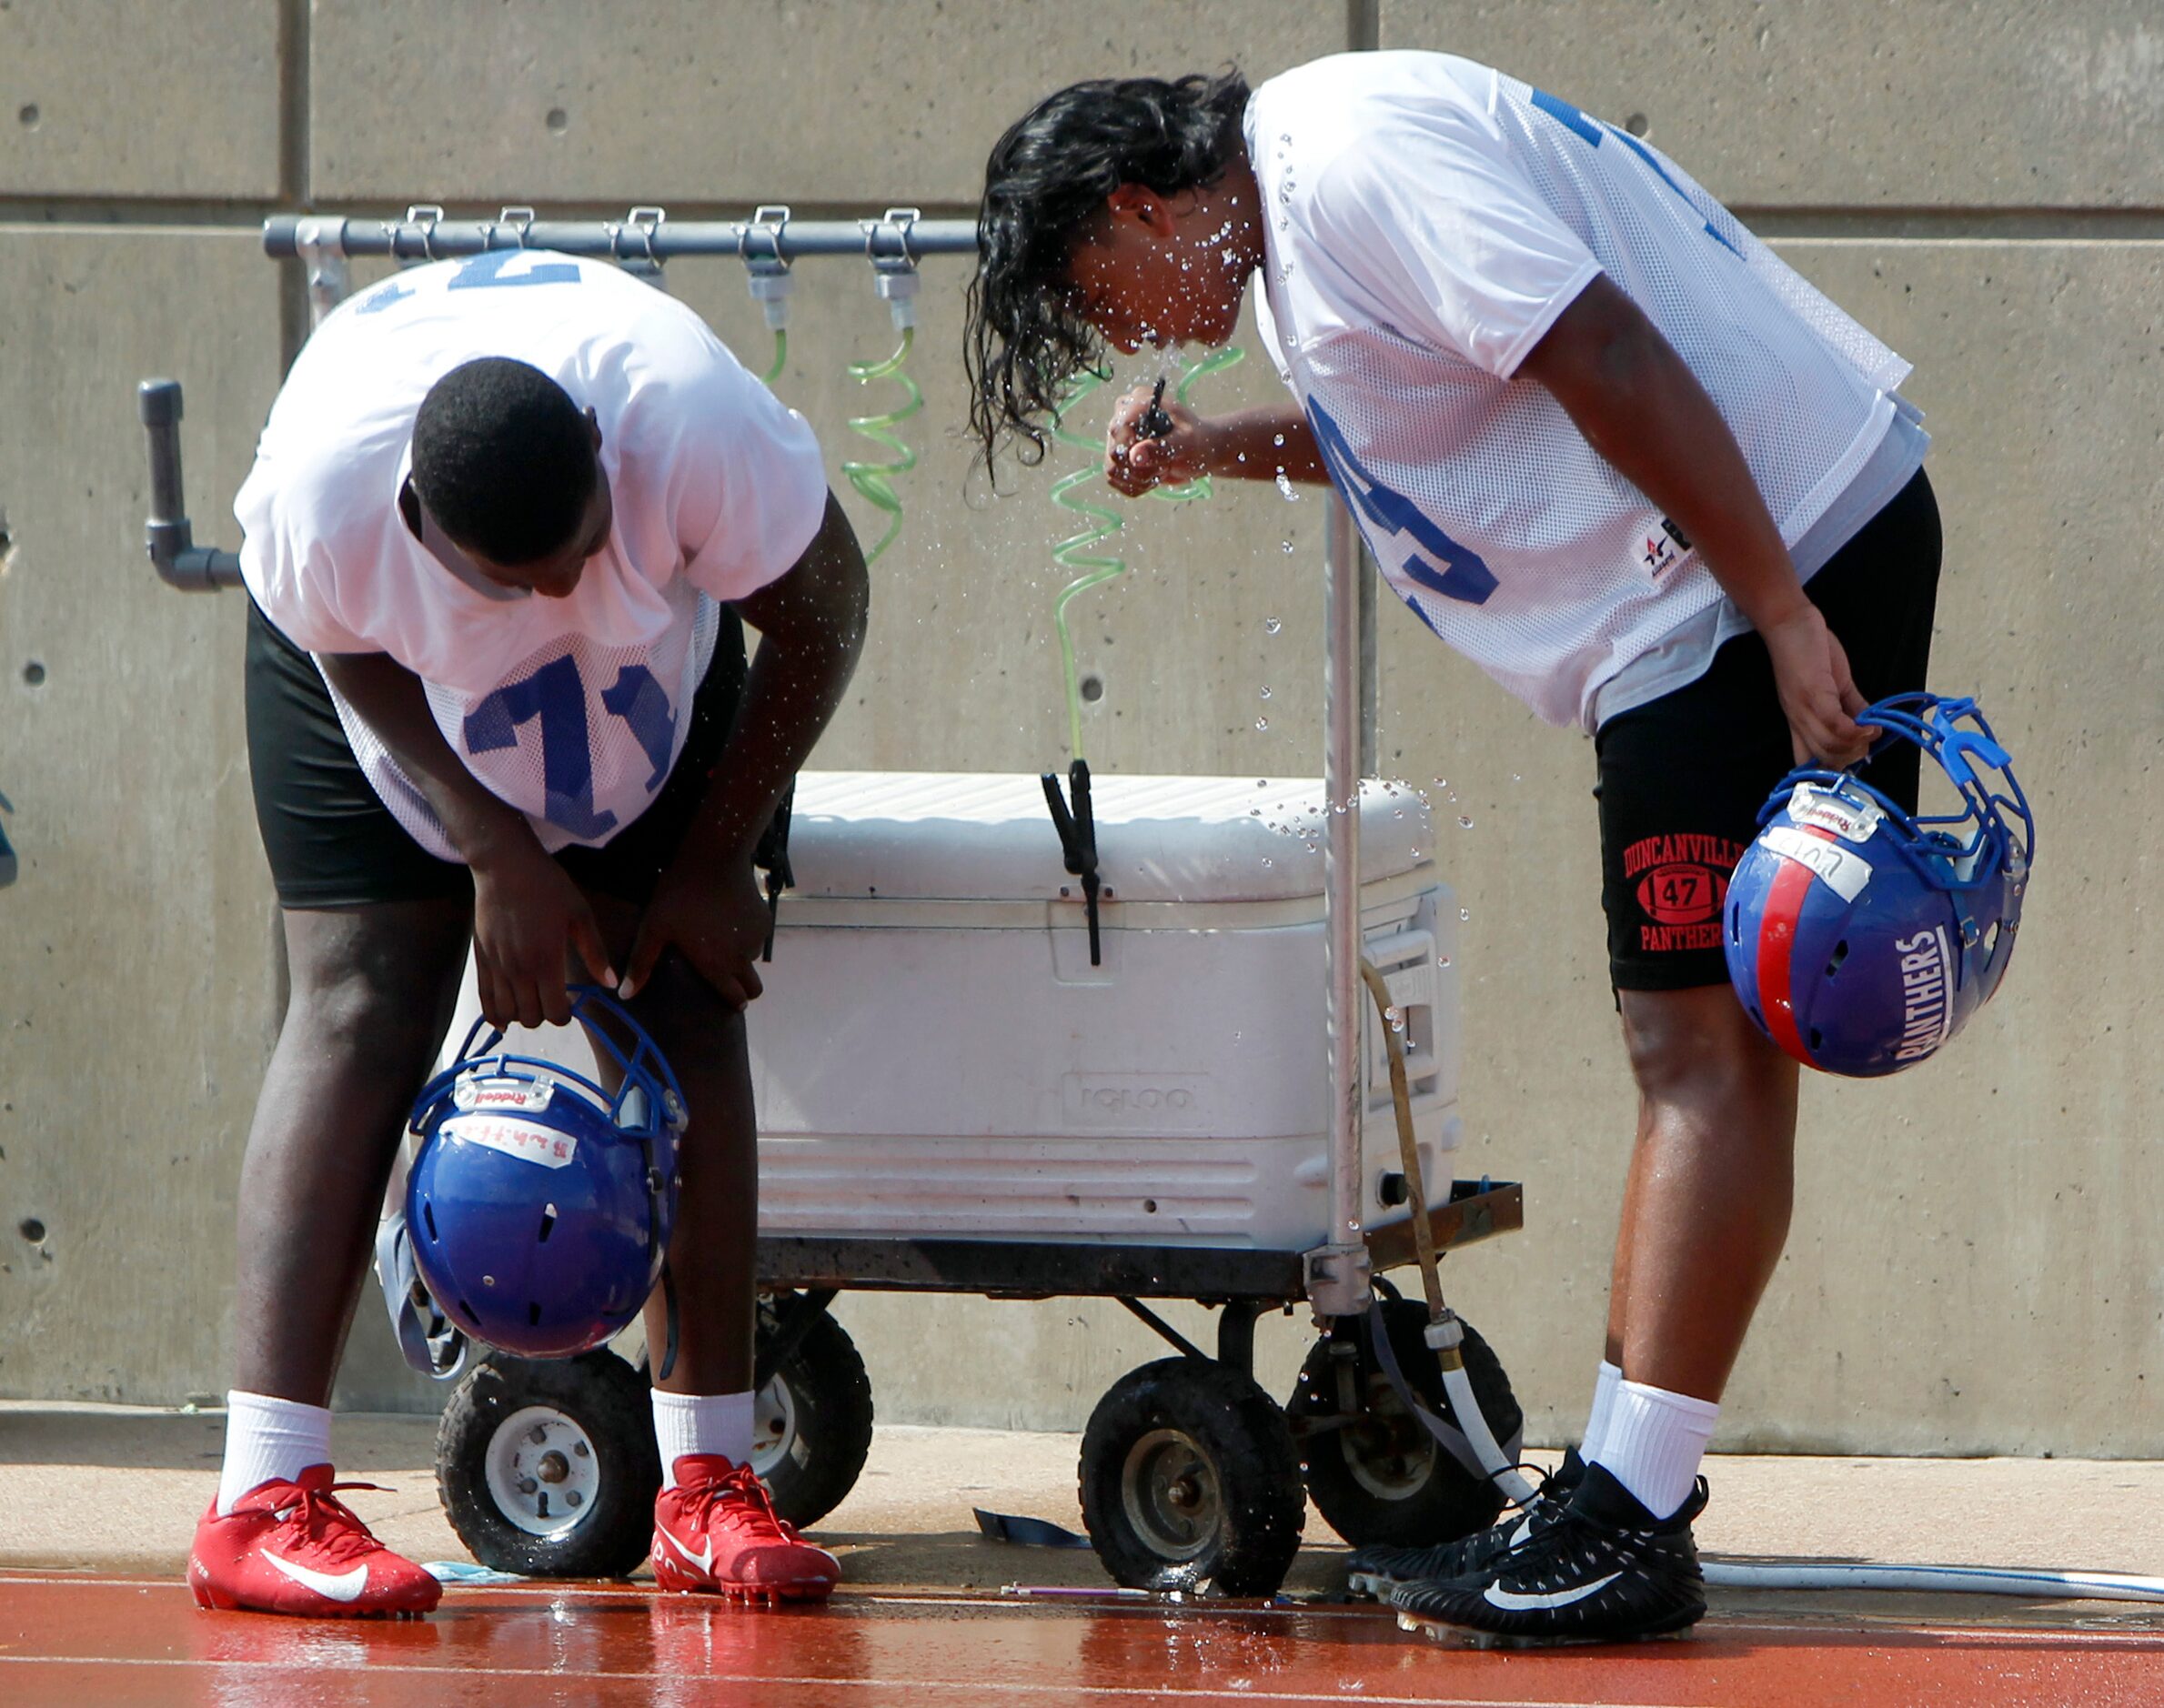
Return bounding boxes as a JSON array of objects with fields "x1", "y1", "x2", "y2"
[
  {"x1": 1245, "y1": 53, "x2": 1915, "y2": 730},
  {"x1": 236, "y1": 253, "x2": 829, "y2": 859}
]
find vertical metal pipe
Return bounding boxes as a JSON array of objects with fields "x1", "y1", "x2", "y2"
[{"x1": 1318, "y1": 491, "x2": 1370, "y2": 1309}]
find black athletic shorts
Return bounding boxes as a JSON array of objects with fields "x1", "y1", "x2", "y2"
[
  {"x1": 245, "y1": 596, "x2": 748, "y2": 910},
  {"x1": 1595, "y1": 468, "x2": 1942, "y2": 992}
]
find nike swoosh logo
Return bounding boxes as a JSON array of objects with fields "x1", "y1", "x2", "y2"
[
  {"x1": 1485, "y1": 1570, "x2": 1622, "y2": 1612},
  {"x1": 655, "y1": 1520, "x2": 713, "y2": 1576},
  {"x1": 1508, "y1": 1516, "x2": 1535, "y2": 1547},
  {"x1": 262, "y1": 1550, "x2": 369, "y2": 1603}
]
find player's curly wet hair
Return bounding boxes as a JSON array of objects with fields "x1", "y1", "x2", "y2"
[
  {"x1": 412, "y1": 357, "x2": 598, "y2": 566},
  {"x1": 965, "y1": 69, "x2": 1250, "y2": 481}
]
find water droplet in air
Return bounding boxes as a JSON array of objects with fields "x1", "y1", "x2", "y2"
[
  {"x1": 1511, "y1": 772, "x2": 1523, "y2": 783},
  {"x1": 1282, "y1": 538, "x2": 1295, "y2": 553},
  {"x1": 1259, "y1": 686, "x2": 1272, "y2": 699},
  {"x1": 1457, "y1": 815, "x2": 1475, "y2": 829},
  {"x1": 1254, "y1": 717, "x2": 1269, "y2": 730},
  {"x1": 1260, "y1": 858, "x2": 1273, "y2": 869},
  {"x1": 1257, "y1": 779, "x2": 1268, "y2": 788},
  {"x1": 1264, "y1": 617, "x2": 1282, "y2": 634},
  {"x1": 1250, "y1": 807, "x2": 1261, "y2": 816},
  {"x1": 1437, "y1": 953, "x2": 1452, "y2": 969},
  {"x1": 1274, "y1": 471, "x2": 1300, "y2": 500},
  {"x1": 1460, "y1": 907, "x2": 1472, "y2": 921},
  {"x1": 1273, "y1": 433, "x2": 1286, "y2": 447}
]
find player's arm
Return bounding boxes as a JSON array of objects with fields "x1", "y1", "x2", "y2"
[
  {"x1": 1102, "y1": 397, "x2": 1325, "y2": 497},
  {"x1": 1515, "y1": 272, "x2": 1867, "y2": 765},
  {"x1": 314, "y1": 649, "x2": 615, "y2": 1030},
  {"x1": 619, "y1": 492, "x2": 870, "y2": 1005}
]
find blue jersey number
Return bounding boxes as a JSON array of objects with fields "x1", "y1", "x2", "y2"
[
  {"x1": 1307, "y1": 402, "x2": 1498, "y2": 615},
  {"x1": 356, "y1": 250, "x2": 579, "y2": 316},
  {"x1": 446, "y1": 250, "x2": 583, "y2": 290},
  {"x1": 1530, "y1": 87, "x2": 1742, "y2": 257},
  {"x1": 464, "y1": 658, "x2": 679, "y2": 839}
]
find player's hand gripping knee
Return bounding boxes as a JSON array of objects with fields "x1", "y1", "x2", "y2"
[
  {"x1": 618, "y1": 849, "x2": 769, "y2": 1010},
  {"x1": 1105, "y1": 385, "x2": 1211, "y2": 497},
  {"x1": 470, "y1": 835, "x2": 617, "y2": 1030},
  {"x1": 1762, "y1": 602, "x2": 1869, "y2": 769}
]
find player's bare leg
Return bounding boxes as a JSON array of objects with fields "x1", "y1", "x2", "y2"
[
  {"x1": 231, "y1": 899, "x2": 475, "y2": 1403},
  {"x1": 193, "y1": 896, "x2": 471, "y2": 1617},
  {"x1": 584, "y1": 892, "x2": 837, "y2": 1603},
  {"x1": 1608, "y1": 984, "x2": 1800, "y2": 1402}
]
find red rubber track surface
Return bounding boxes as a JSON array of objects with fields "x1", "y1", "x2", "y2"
[{"x1": 3, "y1": 1575, "x2": 2160, "y2": 1707}]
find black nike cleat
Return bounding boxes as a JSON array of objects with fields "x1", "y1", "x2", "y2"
[
  {"x1": 1345, "y1": 1448, "x2": 1585, "y2": 1601},
  {"x1": 1390, "y1": 1462, "x2": 1707, "y2": 1647}
]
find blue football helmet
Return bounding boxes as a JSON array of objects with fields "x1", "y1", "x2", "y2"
[
  {"x1": 398, "y1": 986, "x2": 689, "y2": 1362},
  {"x1": 1725, "y1": 693, "x2": 2035, "y2": 1078}
]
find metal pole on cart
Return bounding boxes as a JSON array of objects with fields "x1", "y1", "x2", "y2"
[{"x1": 1306, "y1": 496, "x2": 1374, "y2": 1322}]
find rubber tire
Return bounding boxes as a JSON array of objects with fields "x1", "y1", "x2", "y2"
[
  {"x1": 755, "y1": 1300, "x2": 875, "y2": 1531},
  {"x1": 1078, "y1": 1357, "x2": 1305, "y2": 1596},
  {"x1": 436, "y1": 1350, "x2": 661, "y2": 1579},
  {"x1": 1287, "y1": 1301, "x2": 1522, "y2": 1550}
]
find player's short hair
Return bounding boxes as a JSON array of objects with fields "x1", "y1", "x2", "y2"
[
  {"x1": 411, "y1": 357, "x2": 598, "y2": 566},
  {"x1": 965, "y1": 70, "x2": 1250, "y2": 481}
]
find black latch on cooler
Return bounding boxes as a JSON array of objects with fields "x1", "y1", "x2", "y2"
[{"x1": 1040, "y1": 759, "x2": 1102, "y2": 966}]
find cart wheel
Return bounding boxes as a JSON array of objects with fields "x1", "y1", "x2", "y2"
[
  {"x1": 1286, "y1": 1300, "x2": 1522, "y2": 1550},
  {"x1": 751, "y1": 1300, "x2": 875, "y2": 1530},
  {"x1": 1078, "y1": 1357, "x2": 1304, "y2": 1596},
  {"x1": 436, "y1": 1350, "x2": 661, "y2": 1579}
]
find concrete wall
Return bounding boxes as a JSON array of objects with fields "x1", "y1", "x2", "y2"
[{"x1": 0, "y1": 3, "x2": 2157, "y2": 1454}]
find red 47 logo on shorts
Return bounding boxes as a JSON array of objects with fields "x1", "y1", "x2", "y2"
[{"x1": 1624, "y1": 834, "x2": 1746, "y2": 950}]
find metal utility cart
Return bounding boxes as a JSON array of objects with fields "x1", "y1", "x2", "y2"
[{"x1": 136, "y1": 206, "x2": 1526, "y2": 1599}]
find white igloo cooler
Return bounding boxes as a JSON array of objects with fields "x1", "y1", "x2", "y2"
[{"x1": 752, "y1": 772, "x2": 1459, "y2": 1252}]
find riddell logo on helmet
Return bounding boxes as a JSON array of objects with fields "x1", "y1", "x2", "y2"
[
  {"x1": 1892, "y1": 927, "x2": 1953, "y2": 1060},
  {"x1": 453, "y1": 1079, "x2": 554, "y2": 1113}
]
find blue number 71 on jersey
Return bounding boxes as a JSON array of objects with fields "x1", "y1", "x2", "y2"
[{"x1": 1307, "y1": 401, "x2": 1499, "y2": 609}]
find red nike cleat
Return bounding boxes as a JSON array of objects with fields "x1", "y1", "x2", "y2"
[
  {"x1": 650, "y1": 1455, "x2": 840, "y2": 1604},
  {"x1": 188, "y1": 1465, "x2": 442, "y2": 1618}
]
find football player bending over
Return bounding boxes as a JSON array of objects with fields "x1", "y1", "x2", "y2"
[{"x1": 189, "y1": 251, "x2": 866, "y2": 1616}]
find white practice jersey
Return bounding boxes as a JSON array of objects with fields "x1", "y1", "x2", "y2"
[
  {"x1": 1246, "y1": 53, "x2": 1915, "y2": 730},
  {"x1": 237, "y1": 253, "x2": 829, "y2": 859}
]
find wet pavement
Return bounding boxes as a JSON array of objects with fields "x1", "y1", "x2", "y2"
[{"x1": 4, "y1": 1575, "x2": 2162, "y2": 1707}]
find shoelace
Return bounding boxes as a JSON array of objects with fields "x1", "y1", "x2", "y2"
[
  {"x1": 685, "y1": 1464, "x2": 805, "y2": 1546},
  {"x1": 252, "y1": 1481, "x2": 393, "y2": 1568}
]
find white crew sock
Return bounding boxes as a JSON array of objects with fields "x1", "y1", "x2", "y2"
[
  {"x1": 1592, "y1": 1379, "x2": 1720, "y2": 1521},
  {"x1": 217, "y1": 1391, "x2": 333, "y2": 1516},
  {"x1": 652, "y1": 1391, "x2": 756, "y2": 1486},
  {"x1": 1579, "y1": 1360, "x2": 1624, "y2": 1462}
]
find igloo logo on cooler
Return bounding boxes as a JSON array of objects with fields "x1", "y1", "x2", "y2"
[
  {"x1": 1063, "y1": 1073, "x2": 1210, "y2": 1129},
  {"x1": 445, "y1": 1114, "x2": 579, "y2": 1169}
]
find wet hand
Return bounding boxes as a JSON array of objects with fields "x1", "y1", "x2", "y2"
[
  {"x1": 1105, "y1": 384, "x2": 1212, "y2": 497},
  {"x1": 470, "y1": 836, "x2": 616, "y2": 1030},
  {"x1": 619, "y1": 849, "x2": 770, "y2": 1010},
  {"x1": 1763, "y1": 602, "x2": 1870, "y2": 768}
]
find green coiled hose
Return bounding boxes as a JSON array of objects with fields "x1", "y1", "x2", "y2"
[
  {"x1": 1049, "y1": 347, "x2": 1245, "y2": 758},
  {"x1": 842, "y1": 327, "x2": 921, "y2": 564}
]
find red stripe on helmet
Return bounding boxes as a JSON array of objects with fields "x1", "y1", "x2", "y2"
[{"x1": 1756, "y1": 833, "x2": 1829, "y2": 1067}]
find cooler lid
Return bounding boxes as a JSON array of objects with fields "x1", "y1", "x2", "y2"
[{"x1": 783, "y1": 773, "x2": 1434, "y2": 904}]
